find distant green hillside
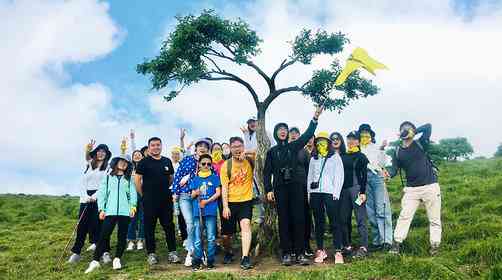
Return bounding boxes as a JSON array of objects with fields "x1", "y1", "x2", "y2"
[{"x1": 1, "y1": 158, "x2": 502, "y2": 279}]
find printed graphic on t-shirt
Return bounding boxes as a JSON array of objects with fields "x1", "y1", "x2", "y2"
[{"x1": 232, "y1": 167, "x2": 248, "y2": 186}]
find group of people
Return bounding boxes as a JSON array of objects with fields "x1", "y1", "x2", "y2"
[{"x1": 66, "y1": 105, "x2": 442, "y2": 274}]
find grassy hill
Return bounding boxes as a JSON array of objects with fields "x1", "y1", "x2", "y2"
[{"x1": 1, "y1": 158, "x2": 502, "y2": 279}]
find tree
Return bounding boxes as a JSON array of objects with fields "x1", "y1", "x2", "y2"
[
  {"x1": 137, "y1": 10, "x2": 379, "y2": 253},
  {"x1": 495, "y1": 143, "x2": 502, "y2": 158},
  {"x1": 438, "y1": 137, "x2": 474, "y2": 161}
]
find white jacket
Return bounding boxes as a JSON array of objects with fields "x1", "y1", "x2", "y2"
[
  {"x1": 307, "y1": 153, "x2": 344, "y2": 199},
  {"x1": 360, "y1": 143, "x2": 390, "y2": 175},
  {"x1": 79, "y1": 160, "x2": 108, "y2": 203}
]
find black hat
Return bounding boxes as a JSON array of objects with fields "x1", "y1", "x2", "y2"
[
  {"x1": 89, "y1": 144, "x2": 112, "y2": 160},
  {"x1": 347, "y1": 130, "x2": 360, "y2": 139},
  {"x1": 289, "y1": 127, "x2": 300, "y2": 134},
  {"x1": 358, "y1": 123, "x2": 376, "y2": 138}
]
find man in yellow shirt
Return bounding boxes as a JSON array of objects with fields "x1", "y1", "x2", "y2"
[{"x1": 220, "y1": 136, "x2": 254, "y2": 270}]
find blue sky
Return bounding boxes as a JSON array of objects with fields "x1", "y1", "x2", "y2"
[{"x1": 1, "y1": 0, "x2": 502, "y2": 195}]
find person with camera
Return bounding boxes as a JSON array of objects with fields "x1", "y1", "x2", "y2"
[
  {"x1": 264, "y1": 107, "x2": 323, "y2": 266},
  {"x1": 387, "y1": 122, "x2": 441, "y2": 256},
  {"x1": 307, "y1": 132, "x2": 345, "y2": 264}
]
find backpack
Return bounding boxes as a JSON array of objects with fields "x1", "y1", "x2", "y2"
[{"x1": 395, "y1": 140, "x2": 439, "y2": 188}]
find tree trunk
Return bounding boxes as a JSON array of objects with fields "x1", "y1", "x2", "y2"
[{"x1": 254, "y1": 105, "x2": 280, "y2": 256}]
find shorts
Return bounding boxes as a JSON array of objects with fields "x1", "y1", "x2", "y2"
[{"x1": 221, "y1": 200, "x2": 253, "y2": 235}]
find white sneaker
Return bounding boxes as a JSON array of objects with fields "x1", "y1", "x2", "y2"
[
  {"x1": 147, "y1": 253, "x2": 158, "y2": 265},
  {"x1": 86, "y1": 244, "x2": 96, "y2": 252},
  {"x1": 168, "y1": 251, "x2": 180, "y2": 263},
  {"x1": 84, "y1": 260, "x2": 100, "y2": 274},
  {"x1": 67, "y1": 253, "x2": 81, "y2": 264},
  {"x1": 102, "y1": 252, "x2": 112, "y2": 264},
  {"x1": 126, "y1": 241, "x2": 135, "y2": 251},
  {"x1": 184, "y1": 253, "x2": 192, "y2": 267},
  {"x1": 183, "y1": 239, "x2": 189, "y2": 251},
  {"x1": 137, "y1": 240, "x2": 144, "y2": 250},
  {"x1": 112, "y1": 258, "x2": 122, "y2": 270}
]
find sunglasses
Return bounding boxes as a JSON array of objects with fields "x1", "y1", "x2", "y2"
[
  {"x1": 200, "y1": 162, "x2": 212, "y2": 167},
  {"x1": 331, "y1": 137, "x2": 340, "y2": 141}
]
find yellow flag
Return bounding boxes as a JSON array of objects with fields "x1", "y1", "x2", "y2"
[{"x1": 335, "y1": 47, "x2": 388, "y2": 86}]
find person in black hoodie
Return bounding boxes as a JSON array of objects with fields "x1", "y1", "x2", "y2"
[
  {"x1": 264, "y1": 107, "x2": 323, "y2": 266},
  {"x1": 340, "y1": 131, "x2": 370, "y2": 259}
]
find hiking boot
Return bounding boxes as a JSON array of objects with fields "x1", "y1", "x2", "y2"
[
  {"x1": 334, "y1": 251, "x2": 344, "y2": 264},
  {"x1": 207, "y1": 261, "x2": 215, "y2": 270},
  {"x1": 305, "y1": 247, "x2": 315, "y2": 257},
  {"x1": 296, "y1": 253, "x2": 311, "y2": 266},
  {"x1": 136, "y1": 240, "x2": 144, "y2": 250},
  {"x1": 147, "y1": 253, "x2": 158, "y2": 265},
  {"x1": 102, "y1": 252, "x2": 112, "y2": 264},
  {"x1": 168, "y1": 251, "x2": 180, "y2": 263},
  {"x1": 342, "y1": 246, "x2": 353, "y2": 258},
  {"x1": 112, "y1": 258, "x2": 122, "y2": 270},
  {"x1": 430, "y1": 244, "x2": 440, "y2": 256},
  {"x1": 184, "y1": 253, "x2": 193, "y2": 267},
  {"x1": 67, "y1": 253, "x2": 81, "y2": 264},
  {"x1": 86, "y1": 243, "x2": 96, "y2": 252},
  {"x1": 126, "y1": 241, "x2": 135, "y2": 251},
  {"x1": 314, "y1": 249, "x2": 328, "y2": 264},
  {"x1": 223, "y1": 252, "x2": 234, "y2": 264},
  {"x1": 281, "y1": 254, "x2": 293, "y2": 266},
  {"x1": 389, "y1": 242, "x2": 401, "y2": 255},
  {"x1": 84, "y1": 260, "x2": 100, "y2": 274},
  {"x1": 240, "y1": 256, "x2": 252, "y2": 270},
  {"x1": 353, "y1": 247, "x2": 368, "y2": 259}
]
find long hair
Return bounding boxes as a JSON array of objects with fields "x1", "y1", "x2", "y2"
[
  {"x1": 311, "y1": 138, "x2": 335, "y2": 160},
  {"x1": 109, "y1": 159, "x2": 133, "y2": 181},
  {"x1": 131, "y1": 150, "x2": 143, "y2": 170},
  {"x1": 330, "y1": 132, "x2": 347, "y2": 155},
  {"x1": 85, "y1": 154, "x2": 109, "y2": 173},
  {"x1": 211, "y1": 142, "x2": 222, "y2": 153}
]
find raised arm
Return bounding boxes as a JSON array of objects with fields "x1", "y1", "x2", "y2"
[
  {"x1": 129, "y1": 129, "x2": 137, "y2": 152},
  {"x1": 85, "y1": 139, "x2": 95, "y2": 162},
  {"x1": 417, "y1": 123, "x2": 432, "y2": 148},
  {"x1": 290, "y1": 107, "x2": 322, "y2": 151}
]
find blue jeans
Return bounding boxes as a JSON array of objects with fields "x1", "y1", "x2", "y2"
[
  {"x1": 193, "y1": 215, "x2": 217, "y2": 264},
  {"x1": 366, "y1": 171, "x2": 393, "y2": 245},
  {"x1": 127, "y1": 195, "x2": 144, "y2": 240},
  {"x1": 179, "y1": 193, "x2": 195, "y2": 252}
]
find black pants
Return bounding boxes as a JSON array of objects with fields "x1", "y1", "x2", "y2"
[
  {"x1": 339, "y1": 186, "x2": 369, "y2": 248},
  {"x1": 71, "y1": 201, "x2": 100, "y2": 254},
  {"x1": 275, "y1": 183, "x2": 306, "y2": 255},
  {"x1": 178, "y1": 213, "x2": 188, "y2": 241},
  {"x1": 93, "y1": 216, "x2": 130, "y2": 261},
  {"x1": 310, "y1": 193, "x2": 343, "y2": 250},
  {"x1": 304, "y1": 191, "x2": 312, "y2": 250},
  {"x1": 143, "y1": 201, "x2": 177, "y2": 254}
]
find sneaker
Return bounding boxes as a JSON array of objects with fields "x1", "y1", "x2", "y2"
[
  {"x1": 147, "y1": 253, "x2": 158, "y2": 265},
  {"x1": 389, "y1": 242, "x2": 401, "y2": 255},
  {"x1": 67, "y1": 253, "x2": 81, "y2": 264},
  {"x1": 382, "y1": 243, "x2": 392, "y2": 252},
  {"x1": 191, "y1": 259, "x2": 202, "y2": 271},
  {"x1": 353, "y1": 247, "x2": 368, "y2": 259},
  {"x1": 86, "y1": 243, "x2": 96, "y2": 252},
  {"x1": 281, "y1": 254, "x2": 293, "y2": 266},
  {"x1": 305, "y1": 247, "x2": 315, "y2": 258},
  {"x1": 342, "y1": 246, "x2": 353, "y2": 258},
  {"x1": 84, "y1": 260, "x2": 100, "y2": 274},
  {"x1": 102, "y1": 252, "x2": 112, "y2": 264},
  {"x1": 137, "y1": 240, "x2": 144, "y2": 250},
  {"x1": 184, "y1": 253, "x2": 193, "y2": 267},
  {"x1": 314, "y1": 249, "x2": 328, "y2": 264},
  {"x1": 223, "y1": 252, "x2": 234, "y2": 264},
  {"x1": 183, "y1": 239, "x2": 189, "y2": 251},
  {"x1": 240, "y1": 256, "x2": 252, "y2": 270},
  {"x1": 168, "y1": 251, "x2": 180, "y2": 263},
  {"x1": 296, "y1": 253, "x2": 311, "y2": 266},
  {"x1": 207, "y1": 261, "x2": 215, "y2": 270},
  {"x1": 430, "y1": 244, "x2": 440, "y2": 256},
  {"x1": 112, "y1": 258, "x2": 122, "y2": 270},
  {"x1": 126, "y1": 241, "x2": 135, "y2": 251},
  {"x1": 334, "y1": 251, "x2": 344, "y2": 264}
]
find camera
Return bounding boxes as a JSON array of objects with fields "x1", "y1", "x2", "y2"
[
  {"x1": 310, "y1": 182, "x2": 319, "y2": 189},
  {"x1": 280, "y1": 167, "x2": 293, "y2": 182}
]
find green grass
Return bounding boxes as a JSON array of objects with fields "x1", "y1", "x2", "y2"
[{"x1": 2, "y1": 158, "x2": 502, "y2": 279}]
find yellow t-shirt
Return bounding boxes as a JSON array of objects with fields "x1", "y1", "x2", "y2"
[{"x1": 220, "y1": 159, "x2": 254, "y2": 203}]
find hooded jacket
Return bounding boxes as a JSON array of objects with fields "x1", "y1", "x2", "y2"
[
  {"x1": 264, "y1": 119, "x2": 318, "y2": 193},
  {"x1": 97, "y1": 175, "x2": 137, "y2": 216}
]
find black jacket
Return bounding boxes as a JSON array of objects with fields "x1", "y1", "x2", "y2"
[
  {"x1": 341, "y1": 151, "x2": 369, "y2": 194},
  {"x1": 264, "y1": 120, "x2": 317, "y2": 193},
  {"x1": 295, "y1": 148, "x2": 311, "y2": 186}
]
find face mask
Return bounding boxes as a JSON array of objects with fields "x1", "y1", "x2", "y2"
[
  {"x1": 400, "y1": 128, "x2": 416, "y2": 140},
  {"x1": 316, "y1": 140, "x2": 329, "y2": 157},
  {"x1": 212, "y1": 150, "x2": 223, "y2": 162},
  {"x1": 347, "y1": 145, "x2": 360, "y2": 154},
  {"x1": 198, "y1": 169, "x2": 212, "y2": 178},
  {"x1": 360, "y1": 132, "x2": 372, "y2": 147}
]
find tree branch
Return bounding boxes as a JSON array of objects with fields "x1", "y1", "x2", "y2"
[
  {"x1": 263, "y1": 85, "x2": 304, "y2": 109},
  {"x1": 202, "y1": 54, "x2": 222, "y2": 72},
  {"x1": 270, "y1": 59, "x2": 297, "y2": 87},
  {"x1": 205, "y1": 71, "x2": 260, "y2": 108}
]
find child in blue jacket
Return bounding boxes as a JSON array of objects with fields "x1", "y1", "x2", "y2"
[{"x1": 85, "y1": 155, "x2": 137, "y2": 273}]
